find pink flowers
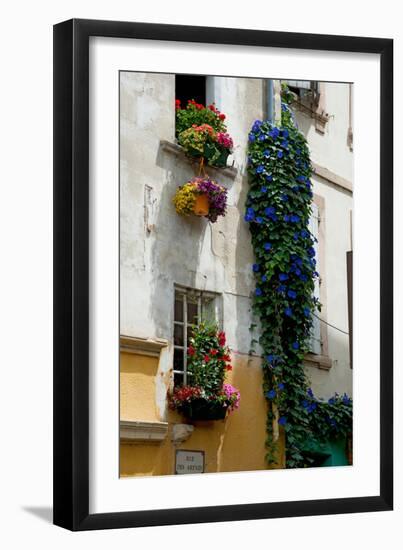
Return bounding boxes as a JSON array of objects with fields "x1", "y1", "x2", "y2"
[
  {"x1": 223, "y1": 384, "x2": 241, "y2": 411},
  {"x1": 217, "y1": 132, "x2": 233, "y2": 150}
]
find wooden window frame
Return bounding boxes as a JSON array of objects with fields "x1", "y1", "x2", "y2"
[{"x1": 173, "y1": 286, "x2": 221, "y2": 386}]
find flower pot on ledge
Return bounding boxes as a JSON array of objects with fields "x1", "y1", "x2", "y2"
[{"x1": 179, "y1": 398, "x2": 228, "y2": 421}]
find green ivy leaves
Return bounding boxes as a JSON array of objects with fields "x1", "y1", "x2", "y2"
[{"x1": 245, "y1": 102, "x2": 352, "y2": 468}]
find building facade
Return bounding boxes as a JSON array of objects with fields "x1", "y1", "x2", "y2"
[{"x1": 119, "y1": 73, "x2": 353, "y2": 476}]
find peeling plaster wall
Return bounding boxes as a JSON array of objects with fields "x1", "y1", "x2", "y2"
[
  {"x1": 120, "y1": 72, "x2": 353, "y2": 456},
  {"x1": 120, "y1": 73, "x2": 264, "y2": 357}
]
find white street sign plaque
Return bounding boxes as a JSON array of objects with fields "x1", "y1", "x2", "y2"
[{"x1": 175, "y1": 450, "x2": 205, "y2": 474}]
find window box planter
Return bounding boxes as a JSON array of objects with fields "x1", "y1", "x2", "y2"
[
  {"x1": 178, "y1": 398, "x2": 229, "y2": 421},
  {"x1": 183, "y1": 142, "x2": 230, "y2": 169},
  {"x1": 169, "y1": 324, "x2": 241, "y2": 420}
]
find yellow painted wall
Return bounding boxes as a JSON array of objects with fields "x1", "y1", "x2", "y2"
[
  {"x1": 120, "y1": 350, "x2": 285, "y2": 477},
  {"x1": 120, "y1": 352, "x2": 159, "y2": 422}
]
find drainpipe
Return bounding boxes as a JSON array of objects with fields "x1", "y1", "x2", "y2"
[
  {"x1": 266, "y1": 79, "x2": 274, "y2": 122},
  {"x1": 266, "y1": 79, "x2": 282, "y2": 125}
]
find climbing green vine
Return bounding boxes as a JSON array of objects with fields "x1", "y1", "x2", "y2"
[{"x1": 245, "y1": 90, "x2": 352, "y2": 468}]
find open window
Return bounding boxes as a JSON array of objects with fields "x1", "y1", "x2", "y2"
[
  {"x1": 283, "y1": 80, "x2": 320, "y2": 105},
  {"x1": 173, "y1": 286, "x2": 222, "y2": 387},
  {"x1": 282, "y1": 80, "x2": 329, "y2": 134},
  {"x1": 175, "y1": 74, "x2": 207, "y2": 109}
]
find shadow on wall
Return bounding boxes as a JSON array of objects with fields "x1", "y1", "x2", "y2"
[
  {"x1": 233, "y1": 170, "x2": 262, "y2": 356},
  {"x1": 148, "y1": 145, "x2": 209, "y2": 340}
]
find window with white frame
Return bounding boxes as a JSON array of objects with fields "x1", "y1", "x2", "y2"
[
  {"x1": 173, "y1": 286, "x2": 222, "y2": 387},
  {"x1": 282, "y1": 80, "x2": 329, "y2": 134},
  {"x1": 283, "y1": 80, "x2": 320, "y2": 104},
  {"x1": 309, "y1": 202, "x2": 322, "y2": 354}
]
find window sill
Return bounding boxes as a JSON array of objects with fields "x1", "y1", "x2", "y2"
[
  {"x1": 304, "y1": 353, "x2": 332, "y2": 371},
  {"x1": 120, "y1": 420, "x2": 169, "y2": 443},
  {"x1": 159, "y1": 139, "x2": 238, "y2": 180},
  {"x1": 120, "y1": 335, "x2": 168, "y2": 358}
]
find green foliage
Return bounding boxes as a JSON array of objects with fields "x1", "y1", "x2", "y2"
[
  {"x1": 177, "y1": 124, "x2": 230, "y2": 168},
  {"x1": 187, "y1": 321, "x2": 229, "y2": 393},
  {"x1": 168, "y1": 322, "x2": 241, "y2": 418},
  {"x1": 245, "y1": 95, "x2": 352, "y2": 468},
  {"x1": 175, "y1": 99, "x2": 226, "y2": 137},
  {"x1": 307, "y1": 392, "x2": 353, "y2": 443},
  {"x1": 175, "y1": 100, "x2": 233, "y2": 168}
]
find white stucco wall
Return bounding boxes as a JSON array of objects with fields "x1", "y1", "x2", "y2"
[
  {"x1": 120, "y1": 73, "x2": 265, "y2": 356},
  {"x1": 120, "y1": 73, "x2": 353, "y2": 399},
  {"x1": 294, "y1": 82, "x2": 353, "y2": 182},
  {"x1": 307, "y1": 175, "x2": 353, "y2": 397},
  {"x1": 295, "y1": 82, "x2": 353, "y2": 397}
]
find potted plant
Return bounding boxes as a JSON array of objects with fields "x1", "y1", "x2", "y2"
[
  {"x1": 173, "y1": 176, "x2": 228, "y2": 223},
  {"x1": 169, "y1": 323, "x2": 240, "y2": 421},
  {"x1": 175, "y1": 99, "x2": 234, "y2": 168}
]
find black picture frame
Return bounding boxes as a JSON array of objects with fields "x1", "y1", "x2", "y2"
[{"x1": 53, "y1": 18, "x2": 393, "y2": 531}]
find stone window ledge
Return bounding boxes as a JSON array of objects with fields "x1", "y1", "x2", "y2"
[
  {"x1": 304, "y1": 353, "x2": 332, "y2": 371},
  {"x1": 159, "y1": 140, "x2": 238, "y2": 180},
  {"x1": 120, "y1": 335, "x2": 168, "y2": 358},
  {"x1": 120, "y1": 420, "x2": 169, "y2": 443}
]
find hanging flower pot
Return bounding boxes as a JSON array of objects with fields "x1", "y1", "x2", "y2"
[
  {"x1": 193, "y1": 193, "x2": 209, "y2": 216},
  {"x1": 173, "y1": 177, "x2": 227, "y2": 223}
]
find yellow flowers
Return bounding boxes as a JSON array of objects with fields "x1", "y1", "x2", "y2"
[
  {"x1": 178, "y1": 126, "x2": 212, "y2": 154},
  {"x1": 173, "y1": 182, "x2": 197, "y2": 216}
]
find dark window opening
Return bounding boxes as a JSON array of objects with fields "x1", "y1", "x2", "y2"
[{"x1": 175, "y1": 74, "x2": 207, "y2": 109}]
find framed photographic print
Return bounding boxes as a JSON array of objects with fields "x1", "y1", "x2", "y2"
[{"x1": 53, "y1": 19, "x2": 393, "y2": 530}]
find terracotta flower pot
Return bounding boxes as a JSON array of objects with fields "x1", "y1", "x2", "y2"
[{"x1": 193, "y1": 193, "x2": 209, "y2": 216}]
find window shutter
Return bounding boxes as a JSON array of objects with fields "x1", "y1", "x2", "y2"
[{"x1": 309, "y1": 203, "x2": 321, "y2": 354}]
